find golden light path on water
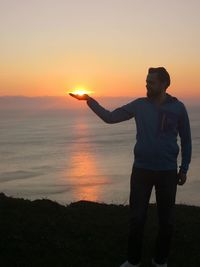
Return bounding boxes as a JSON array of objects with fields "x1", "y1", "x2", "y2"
[{"x1": 64, "y1": 118, "x2": 110, "y2": 202}]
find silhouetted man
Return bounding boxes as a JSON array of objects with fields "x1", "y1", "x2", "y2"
[{"x1": 70, "y1": 67, "x2": 192, "y2": 267}]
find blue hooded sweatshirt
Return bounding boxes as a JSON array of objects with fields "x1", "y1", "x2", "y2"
[{"x1": 87, "y1": 94, "x2": 192, "y2": 174}]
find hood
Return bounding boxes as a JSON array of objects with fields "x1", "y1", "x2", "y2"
[
  {"x1": 146, "y1": 93, "x2": 178, "y2": 105},
  {"x1": 165, "y1": 93, "x2": 178, "y2": 103}
]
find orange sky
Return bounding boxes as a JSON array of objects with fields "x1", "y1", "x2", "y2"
[{"x1": 0, "y1": 0, "x2": 200, "y2": 99}]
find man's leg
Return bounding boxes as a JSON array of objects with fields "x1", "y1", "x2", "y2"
[
  {"x1": 128, "y1": 167, "x2": 154, "y2": 265},
  {"x1": 154, "y1": 170, "x2": 178, "y2": 264}
]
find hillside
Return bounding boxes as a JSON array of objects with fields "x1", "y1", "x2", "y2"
[{"x1": 0, "y1": 193, "x2": 199, "y2": 267}]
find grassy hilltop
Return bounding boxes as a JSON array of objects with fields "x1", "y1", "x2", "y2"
[{"x1": 0, "y1": 193, "x2": 200, "y2": 267}]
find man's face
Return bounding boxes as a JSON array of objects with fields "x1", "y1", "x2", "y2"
[{"x1": 146, "y1": 73, "x2": 165, "y2": 98}]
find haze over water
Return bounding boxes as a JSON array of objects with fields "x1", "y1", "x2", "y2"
[{"x1": 0, "y1": 101, "x2": 199, "y2": 206}]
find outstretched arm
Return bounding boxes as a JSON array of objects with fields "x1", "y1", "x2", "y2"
[{"x1": 69, "y1": 93, "x2": 135, "y2": 123}]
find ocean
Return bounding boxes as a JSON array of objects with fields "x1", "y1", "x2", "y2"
[{"x1": 0, "y1": 104, "x2": 200, "y2": 206}]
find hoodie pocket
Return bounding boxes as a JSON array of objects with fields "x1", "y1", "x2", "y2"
[{"x1": 158, "y1": 111, "x2": 179, "y2": 134}]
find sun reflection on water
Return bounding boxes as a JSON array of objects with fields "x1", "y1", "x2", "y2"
[{"x1": 65, "y1": 119, "x2": 109, "y2": 202}]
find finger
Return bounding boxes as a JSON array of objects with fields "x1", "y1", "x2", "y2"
[
  {"x1": 69, "y1": 93, "x2": 81, "y2": 100},
  {"x1": 69, "y1": 93, "x2": 75, "y2": 97},
  {"x1": 69, "y1": 93, "x2": 76, "y2": 97},
  {"x1": 178, "y1": 178, "x2": 186, "y2": 186},
  {"x1": 178, "y1": 180, "x2": 183, "y2": 185},
  {"x1": 177, "y1": 175, "x2": 182, "y2": 185}
]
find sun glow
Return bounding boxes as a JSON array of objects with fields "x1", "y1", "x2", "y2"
[{"x1": 69, "y1": 87, "x2": 93, "y2": 96}]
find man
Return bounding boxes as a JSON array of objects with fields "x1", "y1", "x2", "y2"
[{"x1": 69, "y1": 67, "x2": 192, "y2": 267}]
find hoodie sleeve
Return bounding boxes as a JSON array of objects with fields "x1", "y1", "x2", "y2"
[
  {"x1": 178, "y1": 104, "x2": 192, "y2": 174},
  {"x1": 86, "y1": 97, "x2": 136, "y2": 123}
]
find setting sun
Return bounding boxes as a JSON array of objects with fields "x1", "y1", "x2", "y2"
[{"x1": 69, "y1": 87, "x2": 93, "y2": 96}]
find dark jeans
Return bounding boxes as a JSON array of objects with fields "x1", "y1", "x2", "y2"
[{"x1": 128, "y1": 167, "x2": 178, "y2": 265}]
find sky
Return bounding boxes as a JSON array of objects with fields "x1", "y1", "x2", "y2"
[{"x1": 0, "y1": 0, "x2": 200, "y2": 99}]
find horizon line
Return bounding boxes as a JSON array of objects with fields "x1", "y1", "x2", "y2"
[{"x1": 1, "y1": 94, "x2": 200, "y2": 99}]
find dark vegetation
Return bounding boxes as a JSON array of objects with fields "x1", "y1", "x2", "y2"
[{"x1": 0, "y1": 193, "x2": 199, "y2": 267}]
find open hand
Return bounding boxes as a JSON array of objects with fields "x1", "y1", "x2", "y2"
[
  {"x1": 69, "y1": 93, "x2": 90, "y2": 101},
  {"x1": 177, "y1": 171, "x2": 187, "y2": 185}
]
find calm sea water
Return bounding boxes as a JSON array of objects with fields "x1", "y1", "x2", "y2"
[{"x1": 0, "y1": 105, "x2": 200, "y2": 206}]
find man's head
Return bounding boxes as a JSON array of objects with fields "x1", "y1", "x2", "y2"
[{"x1": 146, "y1": 67, "x2": 170, "y2": 98}]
